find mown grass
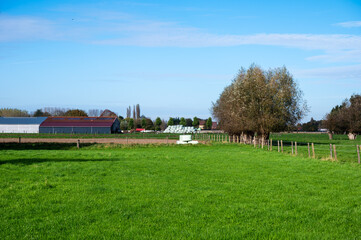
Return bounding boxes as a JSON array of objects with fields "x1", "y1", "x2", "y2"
[{"x1": 2, "y1": 144, "x2": 361, "y2": 239}]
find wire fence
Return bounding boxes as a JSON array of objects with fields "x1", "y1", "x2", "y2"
[{"x1": 193, "y1": 133, "x2": 361, "y2": 164}]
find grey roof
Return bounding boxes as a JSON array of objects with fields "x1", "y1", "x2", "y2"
[{"x1": 0, "y1": 117, "x2": 48, "y2": 125}]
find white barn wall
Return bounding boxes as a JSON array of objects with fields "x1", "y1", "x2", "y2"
[{"x1": 0, "y1": 124, "x2": 40, "y2": 133}]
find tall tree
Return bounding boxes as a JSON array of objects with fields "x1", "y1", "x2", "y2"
[
  {"x1": 168, "y1": 117, "x2": 174, "y2": 126},
  {"x1": 185, "y1": 118, "x2": 193, "y2": 126},
  {"x1": 155, "y1": 117, "x2": 162, "y2": 131},
  {"x1": 179, "y1": 117, "x2": 186, "y2": 126},
  {"x1": 128, "y1": 118, "x2": 134, "y2": 130},
  {"x1": 206, "y1": 117, "x2": 212, "y2": 130},
  {"x1": 126, "y1": 106, "x2": 131, "y2": 119},
  {"x1": 212, "y1": 65, "x2": 307, "y2": 140},
  {"x1": 133, "y1": 105, "x2": 136, "y2": 120},
  {"x1": 192, "y1": 117, "x2": 199, "y2": 127},
  {"x1": 136, "y1": 104, "x2": 140, "y2": 119},
  {"x1": 324, "y1": 94, "x2": 361, "y2": 139},
  {"x1": 141, "y1": 118, "x2": 147, "y2": 128}
]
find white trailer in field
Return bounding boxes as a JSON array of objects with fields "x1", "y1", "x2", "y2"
[{"x1": 0, "y1": 117, "x2": 47, "y2": 133}]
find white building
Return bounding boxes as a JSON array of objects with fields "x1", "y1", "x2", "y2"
[{"x1": 0, "y1": 117, "x2": 48, "y2": 133}]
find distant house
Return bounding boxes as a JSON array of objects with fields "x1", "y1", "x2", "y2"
[
  {"x1": 0, "y1": 117, "x2": 47, "y2": 133},
  {"x1": 39, "y1": 117, "x2": 120, "y2": 134},
  {"x1": 198, "y1": 120, "x2": 218, "y2": 130},
  {"x1": 199, "y1": 120, "x2": 206, "y2": 129}
]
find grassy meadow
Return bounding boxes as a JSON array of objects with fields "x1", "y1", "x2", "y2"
[{"x1": 2, "y1": 143, "x2": 361, "y2": 239}]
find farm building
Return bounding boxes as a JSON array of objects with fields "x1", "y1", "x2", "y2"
[
  {"x1": 39, "y1": 117, "x2": 120, "y2": 134},
  {"x1": 0, "y1": 117, "x2": 47, "y2": 133}
]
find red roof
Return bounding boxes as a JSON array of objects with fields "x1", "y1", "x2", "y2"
[
  {"x1": 136, "y1": 128, "x2": 145, "y2": 132},
  {"x1": 40, "y1": 117, "x2": 116, "y2": 127}
]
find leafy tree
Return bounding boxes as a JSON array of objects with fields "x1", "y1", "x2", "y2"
[
  {"x1": 64, "y1": 109, "x2": 88, "y2": 117},
  {"x1": 212, "y1": 65, "x2": 307, "y2": 140},
  {"x1": 141, "y1": 118, "x2": 147, "y2": 128},
  {"x1": 145, "y1": 118, "x2": 154, "y2": 130},
  {"x1": 180, "y1": 117, "x2": 186, "y2": 126},
  {"x1": 168, "y1": 117, "x2": 174, "y2": 126},
  {"x1": 135, "y1": 119, "x2": 142, "y2": 128},
  {"x1": 0, "y1": 108, "x2": 29, "y2": 117},
  {"x1": 155, "y1": 117, "x2": 162, "y2": 131},
  {"x1": 120, "y1": 120, "x2": 128, "y2": 130},
  {"x1": 192, "y1": 117, "x2": 199, "y2": 127},
  {"x1": 301, "y1": 118, "x2": 321, "y2": 132},
  {"x1": 324, "y1": 94, "x2": 361, "y2": 139},
  {"x1": 33, "y1": 109, "x2": 50, "y2": 117},
  {"x1": 128, "y1": 118, "x2": 134, "y2": 130},
  {"x1": 185, "y1": 118, "x2": 193, "y2": 126},
  {"x1": 206, "y1": 117, "x2": 212, "y2": 130}
]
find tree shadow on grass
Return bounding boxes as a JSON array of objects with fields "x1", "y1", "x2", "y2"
[
  {"x1": 0, "y1": 143, "x2": 97, "y2": 150},
  {"x1": 0, "y1": 158, "x2": 118, "y2": 165}
]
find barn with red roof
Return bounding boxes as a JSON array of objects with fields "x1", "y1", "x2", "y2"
[{"x1": 39, "y1": 117, "x2": 120, "y2": 134}]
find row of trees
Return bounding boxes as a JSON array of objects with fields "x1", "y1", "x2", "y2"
[
  {"x1": 166, "y1": 117, "x2": 213, "y2": 129},
  {"x1": 324, "y1": 94, "x2": 361, "y2": 139},
  {"x1": 0, "y1": 108, "x2": 92, "y2": 117}
]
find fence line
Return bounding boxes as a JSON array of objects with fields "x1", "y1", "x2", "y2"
[{"x1": 193, "y1": 133, "x2": 361, "y2": 164}]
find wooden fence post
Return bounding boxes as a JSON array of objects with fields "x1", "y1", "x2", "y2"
[
  {"x1": 278, "y1": 140, "x2": 280, "y2": 152},
  {"x1": 357, "y1": 145, "x2": 360, "y2": 164},
  {"x1": 308, "y1": 143, "x2": 310, "y2": 158},
  {"x1": 18, "y1": 137, "x2": 21, "y2": 144},
  {"x1": 329, "y1": 144, "x2": 333, "y2": 160},
  {"x1": 254, "y1": 137, "x2": 256, "y2": 148},
  {"x1": 270, "y1": 139, "x2": 272, "y2": 151},
  {"x1": 77, "y1": 139, "x2": 80, "y2": 149},
  {"x1": 333, "y1": 145, "x2": 337, "y2": 161},
  {"x1": 262, "y1": 138, "x2": 264, "y2": 149},
  {"x1": 312, "y1": 143, "x2": 315, "y2": 158},
  {"x1": 281, "y1": 140, "x2": 283, "y2": 153},
  {"x1": 291, "y1": 141, "x2": 294, "y2": 155},
  {"x1": 295, "y1": 142, "x2": 297, "y2": 156}
]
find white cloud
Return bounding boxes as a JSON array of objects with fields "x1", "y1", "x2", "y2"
[
  {"x1": 0, "y1": 15, "x2": 56, "y2": 41},
  {"x1": 293, "y1": 64, "x2": 361, "y2": 80},
  {"x1": 1, "y1": 14, "x2": 361, "y2": 64},
  {"x1": 335, "y1": 21, "x2": 361, "y2": 28}
]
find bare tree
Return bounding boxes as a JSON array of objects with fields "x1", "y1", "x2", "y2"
[
  {"x1": 88, "y1": 109, "x2": 103, "y2": 117},
  {"x1": 133, "y1": 105, "x2": 136, "y2": 120},
  {"x1": 136, "y1": 104, "x2": 140, "y2": 119},
  {"x1": 126, "y1": 106, "x2": 131, "y2": 119}
]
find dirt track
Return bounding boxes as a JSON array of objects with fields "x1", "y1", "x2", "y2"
[{"x1": 0, "y1": 138, "x2": 178, "y2": 144}]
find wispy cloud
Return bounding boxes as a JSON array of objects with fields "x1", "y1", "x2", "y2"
[
  {"x1": 1, "y1": 13, "x2": 361, "y2": 64},
  {"x1": 335, "y1": 21, "x2": 361, "y2": 28},
  {"x1": 293, "y1": 64, "x2": 361, "y2": 80},
  {"x1": 0, "y1": 15, "x2": 56, "y2": 41}
]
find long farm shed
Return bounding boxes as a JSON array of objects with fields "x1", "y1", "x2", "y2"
[
  {"x1": 39, "y1": 117, "x2": 120, "y2": 134},
  {"x1": 0, "y1": 117, "x2": 47, "y2": 133}
]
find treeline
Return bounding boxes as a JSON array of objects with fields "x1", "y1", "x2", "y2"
[
  {"x1": 323, "y1": 94, "x2": 361, "y2": 139},
  {"x1": 0, "y1": 105, "x2": 213, "y2": 132},
  {"x1": 0, "y1": 108, "x2": 103, "y2": 117}
]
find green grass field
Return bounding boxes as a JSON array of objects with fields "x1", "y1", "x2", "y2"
[{"x1": 2, "y1": 143, "x2": 361, "y2": 239}]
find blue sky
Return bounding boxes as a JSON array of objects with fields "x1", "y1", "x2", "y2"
[{"x1": 1, "y1": 0, "x2": 360, "y2": 121}]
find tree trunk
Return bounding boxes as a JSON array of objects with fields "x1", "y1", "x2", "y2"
[{"x1": 328, "y1": 132, "x2": 333, "y2": 140}]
